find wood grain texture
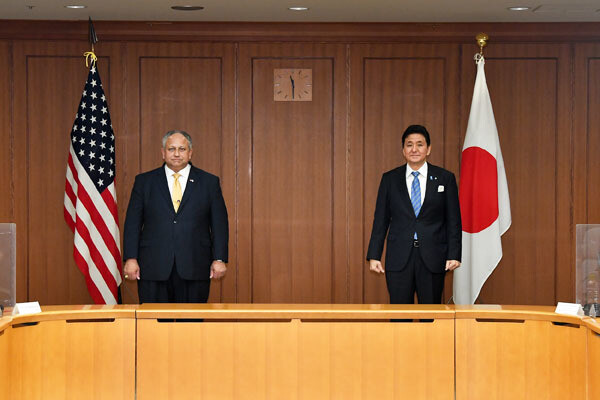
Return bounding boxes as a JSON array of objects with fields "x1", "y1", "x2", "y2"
[
  {"x1": 9, "y1": 318, "x2": 135, "y2": 399},
  {"x1": 0, "y1": 317, "x2": 10, "y2": 400},
  {"x1": 349, "y1": 44, "x2": 461, "y2": 304},
  {"x1": 458, "y1": 44, "x2": 572, "y2": 305},
  {"x1": 121, "y1": 42, "x2": 236, "y2": 303},
  {"x1": 11, "y1": 41, "x2": 124, "y2": 304},
  {"x1": 0, "y1": 41, "x2": 12, "y2": 223},
  {"x1": 237, "y1": 43, "x2": 348, "y2": 303},
  {"x1": 589, "y1": 323, "x2": 600, "y2": 400},
  {"x1": 137, "y1": 318, "x2": 454, "y2": 399},
  {"x1": 0, "y1": 27, "x2": 593, "y2": 306},
  {"x1": 2, "y1": 21, "x2": 600, "y2": 43},
  {"x1": 575, "y1": 44, "x2": 600, "y2": 228},
  {"x1": 456, "y1": 318, "x2": 587, "y2": 400},
  {"x1": 136, "y1": 302, "x2": 454, "y2": 320}
]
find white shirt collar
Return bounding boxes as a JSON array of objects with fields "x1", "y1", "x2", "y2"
[
  {"x1": 406, "y1": 162, "x2": 428, "y2": 179},
  {"x1": 165, "y1": 163, "x2": 191, "y2": 179}
]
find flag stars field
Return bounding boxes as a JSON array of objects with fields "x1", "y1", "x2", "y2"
[{"x1": 64, "y1": 61, "x2": 122, "y2": 304}]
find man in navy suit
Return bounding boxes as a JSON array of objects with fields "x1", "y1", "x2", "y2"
[
  {"x1": 367, "y1": 125, "x2": 461, "y2": 304},
  {"x1": 123, "y1": 130, "x2": 228, "y2": 303}
]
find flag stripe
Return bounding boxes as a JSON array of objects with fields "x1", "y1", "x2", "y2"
[
  {"x1": 69, "y1": 151, "x2": 121, "y2": 273},
  {"x1": 73, "y1": 233, "x2": 117, "y2": 304},
  {"x1": 63, "y1": 63, "x2": 121, "y2": 305},
  {"x1": 72, "y1": 209, "x2": 118, "y2": 301}
]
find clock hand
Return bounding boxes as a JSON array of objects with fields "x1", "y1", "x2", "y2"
[{"x1": 290, "y1": 75, "x2": 295, "y2": 99}]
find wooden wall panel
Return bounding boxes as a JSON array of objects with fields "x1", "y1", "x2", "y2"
[
  {"x1": 0, "y1": 41, "x2": 12, "y2": 223},
  {"x1": 123, "y1": 43, "x2": 236, "y2": 303},
  {"x1": 459, "y1": 44, "x2": 572, "y2": 305},
  {"x1": 350, "y1": 44, "x2": 461, "y2": 304},
  {"x1": 11, "y1": 41, "x2": 124, "y2": 304},
  {"x1": 0, "y1": 23, "x2": 595, "y2": 306},
  {"x1": 575, "y1": 44, "x2": 600, "y2": 225},
  {"x1": 238, "y1": 44, "x2": 348, "y2": 303}
]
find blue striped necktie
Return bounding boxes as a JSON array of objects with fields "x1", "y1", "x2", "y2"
[{"x1": 411, "y1": 171, "x2": 421, "y2": 239}]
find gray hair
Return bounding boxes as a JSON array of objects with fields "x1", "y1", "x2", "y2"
[{"x1": 162, "y1": 130, "x2": 193, "y2": 150}]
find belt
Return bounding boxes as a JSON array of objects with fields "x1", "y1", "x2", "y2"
[{"x1": 413, "y1": 240, "x2": 420, "y2": 247}]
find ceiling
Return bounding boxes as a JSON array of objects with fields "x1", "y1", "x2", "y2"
[{"x1": 2, "y1": 0, "x2": 600, "y2": 22}]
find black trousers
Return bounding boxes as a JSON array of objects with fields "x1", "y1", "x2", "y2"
[
  {"x1": 385, "y1": 246, "x2": 446, "y2": 304},
  {"x1": 137, "y1": 264, "x2": 210, "y2": 303}
]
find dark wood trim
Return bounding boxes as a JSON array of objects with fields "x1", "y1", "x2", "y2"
[{"x1": 2, "y1": 21, "x2": 600, "y2": 43}]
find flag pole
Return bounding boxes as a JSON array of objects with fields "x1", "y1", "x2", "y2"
[{"x1": 84, "y1": 17, "x2": 98, "y2": 67}]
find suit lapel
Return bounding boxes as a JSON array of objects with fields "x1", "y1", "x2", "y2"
[
  {"x1": 177, "y1": 167, "x2": 200, "y2": 213},
  {"x1": 155, "y1": 167, "x2": 174, "y2": 213},
  {"x1": 396, "y1": 165, "x2": 414, "y2": 212},
  {"x1": 421, "y1": 164, "x2": 437, "y2": 213}
]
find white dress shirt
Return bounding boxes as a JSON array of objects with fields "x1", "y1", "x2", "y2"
[
  {"x1": 165, "y1": 163, "x2": 191, "y2": 197},
  {"x1": 406, "y1": 162, "x2": 427, "y2": 206}
]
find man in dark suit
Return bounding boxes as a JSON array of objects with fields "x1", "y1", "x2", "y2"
[
  {"x1": 367, "y1": 125, "x2": 461, "y2": 304},
  {"x1": 123, "y1": 130, "x2": 228, "y2": 303}
]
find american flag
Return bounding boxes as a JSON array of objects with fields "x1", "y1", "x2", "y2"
[{"x1": 64, "y1": 63, "x2": 122, "y2": 304}]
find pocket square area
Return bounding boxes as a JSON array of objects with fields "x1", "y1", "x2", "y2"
[{"x1": 438, "y1": 185, "x2": 445, "y2": 192}]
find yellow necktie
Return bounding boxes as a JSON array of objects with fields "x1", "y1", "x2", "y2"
[{"x1": 172, "y1": 172, "x2": 182, "y2": 212}]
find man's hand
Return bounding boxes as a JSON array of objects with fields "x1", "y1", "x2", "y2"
[
  {"x1": 124, "y1": 259, "x2": 140, "y2": 280},
  {"x1": 210, "y1": 260, "x2": 227, "y2": 279},
  {"x1": 445, "y1": 260, "x2": 461, "y2": 271},
  {"x1": 369, "y1": 259, "x2": 385, "y2": 274}
]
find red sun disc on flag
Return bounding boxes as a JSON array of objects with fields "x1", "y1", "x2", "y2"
[{"x1": 459, "y1": 146, "x2": 499, "y2": 234}]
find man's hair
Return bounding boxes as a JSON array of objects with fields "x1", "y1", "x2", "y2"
[
  {"x1": 401, "y1": 125, "x2": 431, "y2": 146},
  {"x1": 162, "y1": 130, "x2": 193, "y2": 150}
]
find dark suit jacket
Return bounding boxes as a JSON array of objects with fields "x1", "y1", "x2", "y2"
[
  {"x1": 367, "y1": 163, "x2": 461, "y2": 273},
  {"x1": 123, "y1": 164, "x2": 228, "y2": 281}
]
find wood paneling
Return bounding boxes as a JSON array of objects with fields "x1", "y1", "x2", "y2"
[
  {"x1": 238, "y1": 44, "x2": 348, "y2": 303},
  {"x1": 0, "y1": 319, "x2": 9, "y2": 400},
  {"x1": 11, "y1": 41, "x2": 124, "y2": 304},
  {"x1": 575, "y1": 44, "x2": 600, "y2": 226},
  {"x1": 9, "y1": 318, "x2": 135, "y2": 399},
  {"x1": 589, "y1": 326, "x2": 600, "y2": 400},
  {"x1": 0, "y1": 41, "x2": 12, "y2": 223},
  {"x1": 456, "y1": 318, "x2": 587, "y2": 399},
  {"x1": 0, "y1": 23, "x2": 596, "y2": 306},
  {"x1": 122, "y1": 43, "x2": 236, "y2": 303},
  {"x1": 460, "y1": 44, "x2": 572, "y2": 305},
  {"x1": 350, "y1": 44, "x2": 461, "y2": 304},
  {"x1": 2, "y1": 21, "x2": 600, "y2": 43},
  {"x1": 137, "y1": 318, "x2": 454, "y2": 399}
]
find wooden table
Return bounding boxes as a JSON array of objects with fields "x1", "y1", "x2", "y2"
[
  {"x1": 0, "y1": 305, "x2": 136, "y2": 400},
  {"x1": 0, "y1": 304, "x2": 598, "y2": 399},
  {"x1": 136, "y1": 304, "x2": 455, "y2": 400}
]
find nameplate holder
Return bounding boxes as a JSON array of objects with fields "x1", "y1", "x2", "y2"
[
  {"x1": 12, "y1": 301, "x2": 41, "y2": 316},
  {"x1": 555, "y1": 302, "x2": 584, "y2": 317}
]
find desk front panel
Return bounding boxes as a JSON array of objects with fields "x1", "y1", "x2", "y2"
[
  {"x1": 9, "y1": 317, "x2": 135, "y2": 400},
  {"x1": 456, "y1": 318, "x2": 587, "y2": 400},
  {"x1": 137, "y1": 318, "x2": 454, "y2": 400},
  {"x1": 588, "y1": 324, "x2": 600, "y2": 400},
  {"x1": 0, "y1": 319, "x2": 10, "y2": 400}
]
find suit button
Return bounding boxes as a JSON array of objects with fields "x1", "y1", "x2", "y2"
[{"x1": 174, "y1": 220, "x2": 177, "y2": 224}]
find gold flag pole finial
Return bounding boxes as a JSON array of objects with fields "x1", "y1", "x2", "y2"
[
  {"x1": 83, "y1": 50, "x2": 97, "y2": 68},
  {"x1": 476, "y1": 33, "x2": 489, "y2": 56}
]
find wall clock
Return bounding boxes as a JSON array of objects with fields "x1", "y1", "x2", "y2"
[{"x1": 274, "y1": 68, "x2": 312, "y2": 102}]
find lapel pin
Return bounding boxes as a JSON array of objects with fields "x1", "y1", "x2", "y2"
[{"x1": 189, "y1": 179, "x2": 194, "y2": 183}]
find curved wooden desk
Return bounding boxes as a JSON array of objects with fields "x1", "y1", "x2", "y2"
[
  {"x1": 0, "y1": 305, "x2": 136, "y2": 400},
  {"x1": 136, "y1": 304, "x2": 455, "y2": 400},
  {"x1": 455, "y1": 305, "x2": 595, "y2": 400},
  {"x1": 0, "y1": 305, "x2": 598, "y2": 399}
]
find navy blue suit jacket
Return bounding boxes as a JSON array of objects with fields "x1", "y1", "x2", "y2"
[
  {"x1": 123, "y1": 164, "x2": 228, "y2": 281},
  {"x1": 367, "y1": 163, "x2": 461, "y2": 273}
]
